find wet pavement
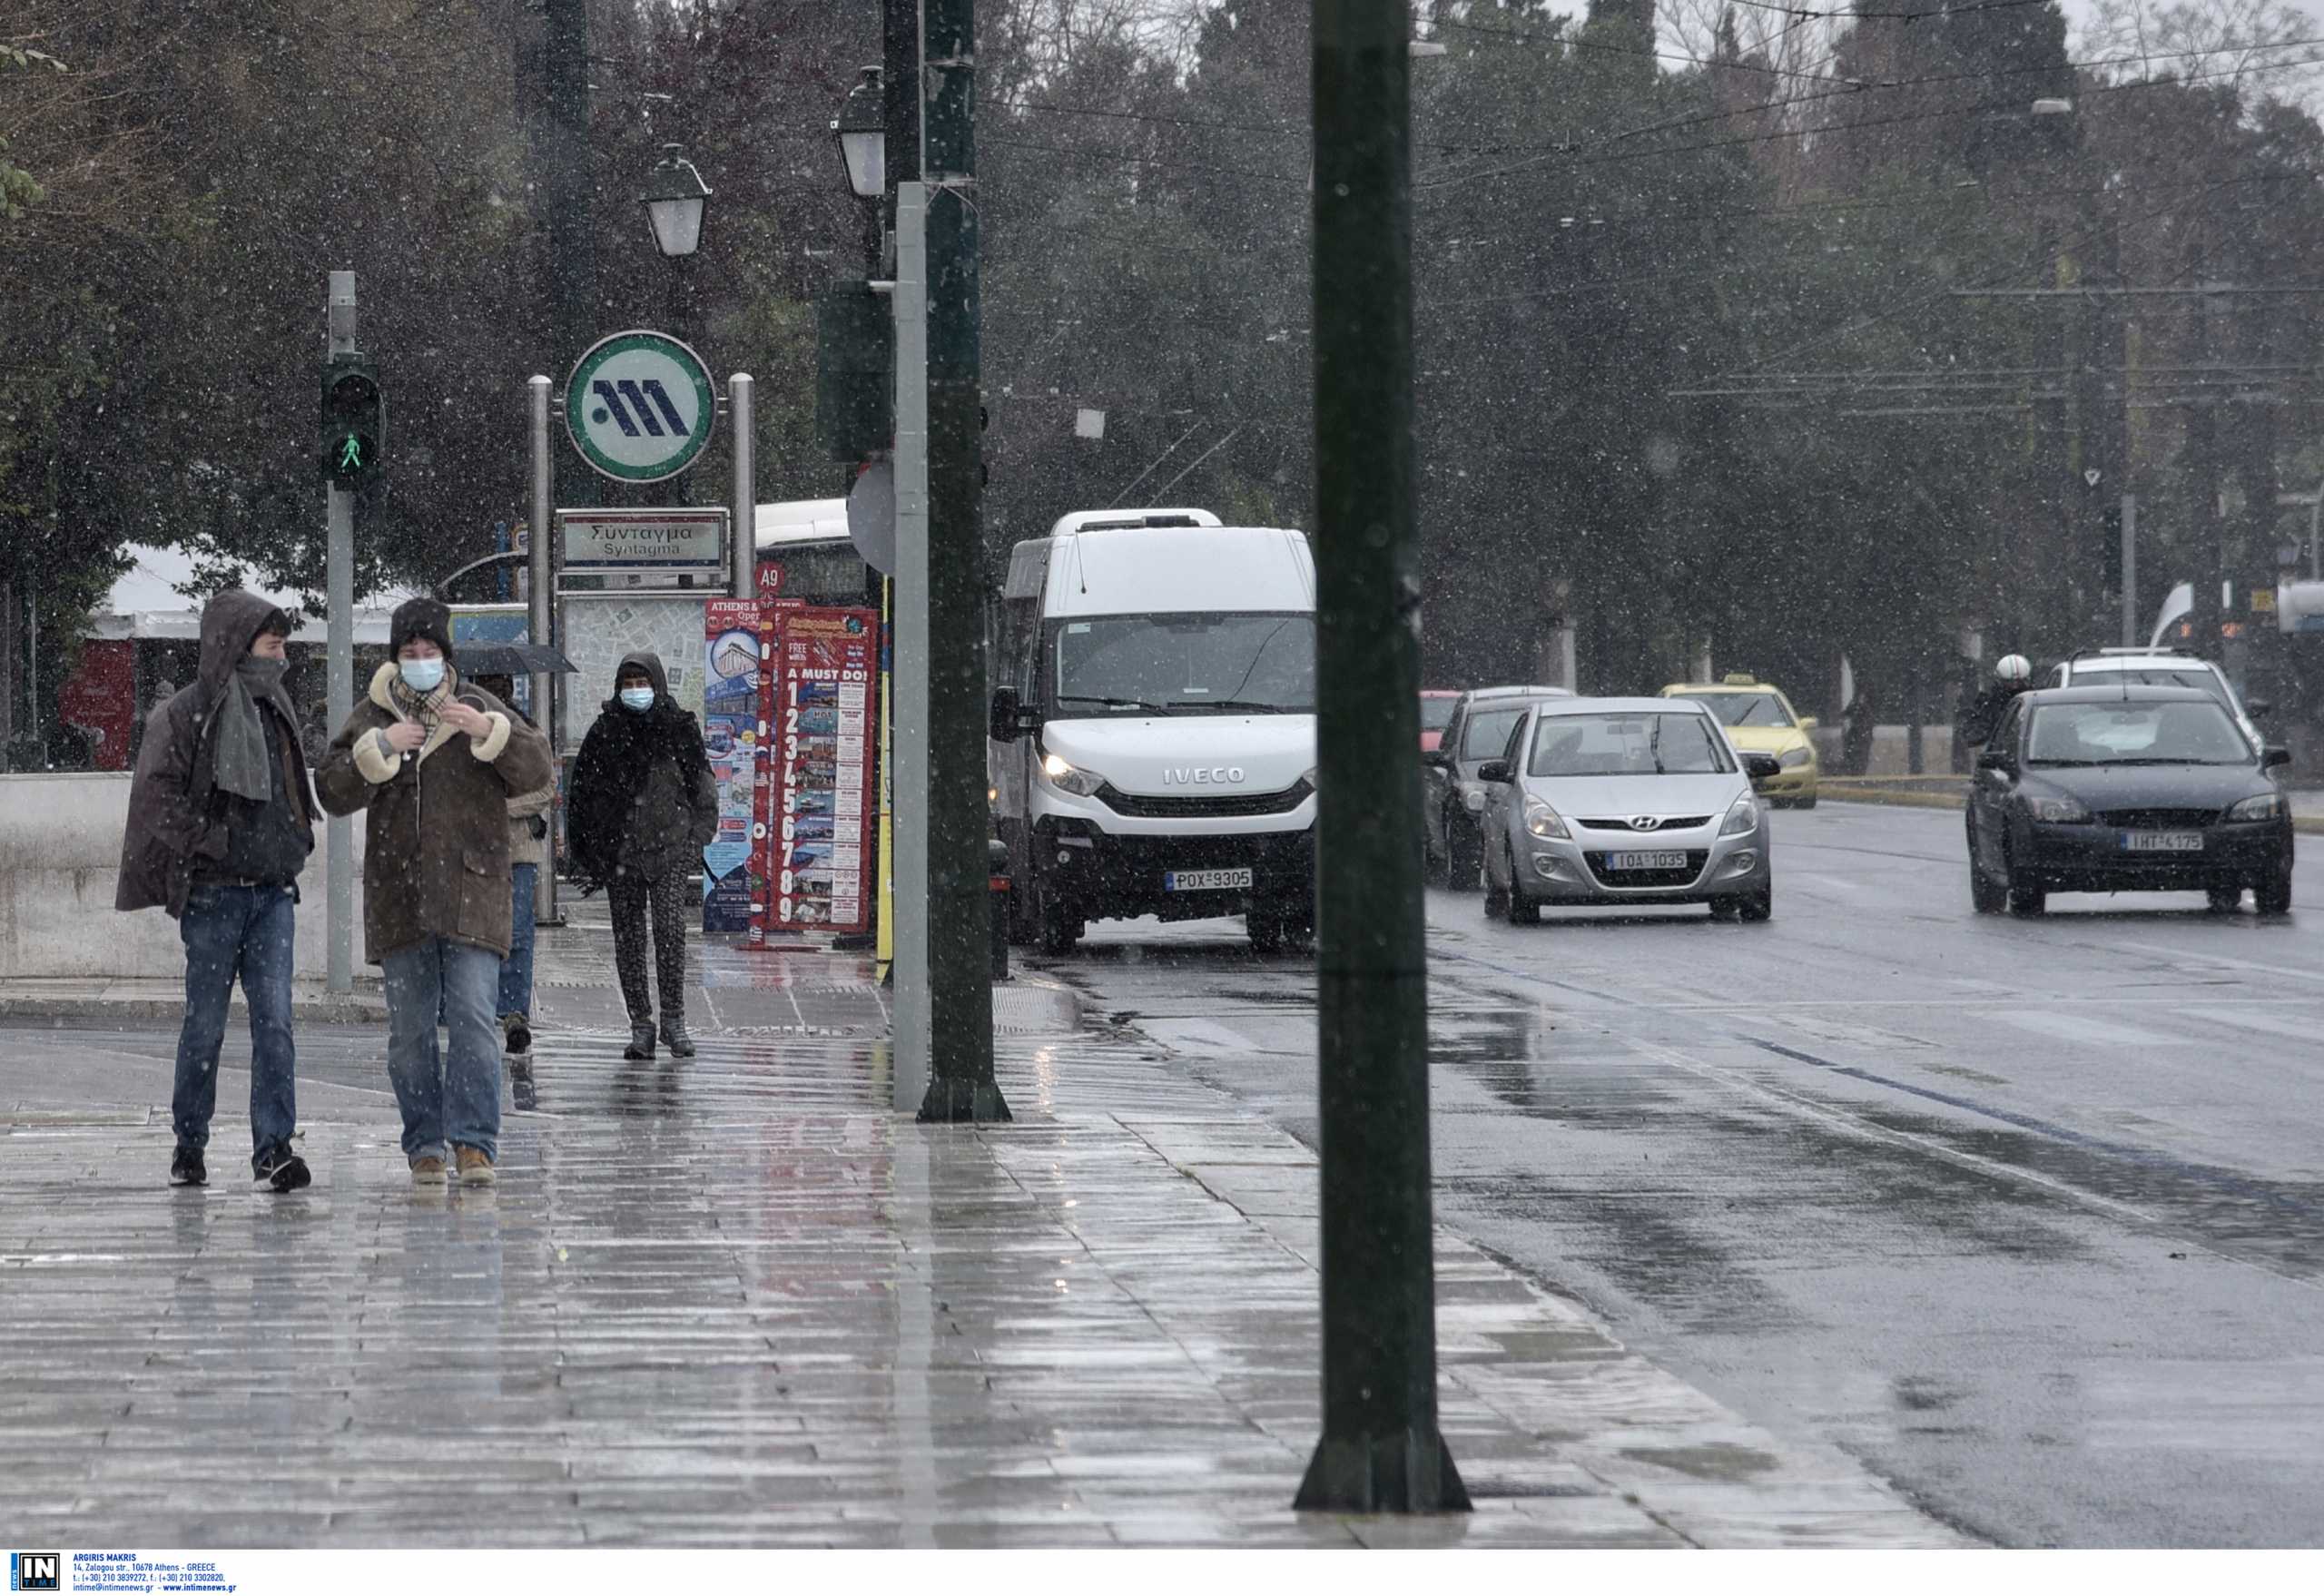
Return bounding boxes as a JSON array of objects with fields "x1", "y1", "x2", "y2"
[
  {"x1": 0, "y1": 901, "x2": 1957, "y2": 1547},
  {"x1": 1058, "y1": 802, "x2": 2324, "y2": 1547}
]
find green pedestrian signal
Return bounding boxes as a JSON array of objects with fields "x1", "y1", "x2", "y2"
[{"x1": 320, "y1": 351, "x2": 385, "y2": 487}]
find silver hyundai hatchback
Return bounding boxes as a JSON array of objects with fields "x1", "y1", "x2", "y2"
[{"x1": 1477, "y1": 696, "x2": 1779, "y2": 923}]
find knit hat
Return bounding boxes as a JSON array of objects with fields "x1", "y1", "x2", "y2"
[{"x1": 388, "y1": 596, "x2": 454, "y2": 660}]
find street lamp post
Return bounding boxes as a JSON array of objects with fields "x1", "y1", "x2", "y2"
[
  {"x1": 833, "y1": 66, "x2": 888, "y2": 270},
  {"x1": 640, "y1": 144, "x2": 712, "y2": 507}
]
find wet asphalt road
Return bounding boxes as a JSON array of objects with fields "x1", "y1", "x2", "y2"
[{"x1": 1046, "y1": 801, "x2": 2324, "y2": 1548}]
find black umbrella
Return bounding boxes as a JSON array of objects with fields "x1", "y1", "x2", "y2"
[{"x1": 458, "y1": 643, "x2": 577, "y2": 676}]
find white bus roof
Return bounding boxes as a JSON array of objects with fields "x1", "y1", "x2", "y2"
[{"x1": 754, "y1": 498, "x2": 852, "y2": 549}]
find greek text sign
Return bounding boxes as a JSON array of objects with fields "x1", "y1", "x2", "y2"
[{"x1": 557, "y1": 507, "x2": 729, "y2": 570}]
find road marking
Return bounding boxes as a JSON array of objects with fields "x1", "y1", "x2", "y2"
[
  {"x1": 1141, "y1": 1019, "x2": 1265, "y2": 1057},
  {"x1": 2102, "y1": 937, "x2": 2324, "y2": 988},
  {"x1": 2180, "y1": 1005, "x2": 2324, "y2": 1042},
  {"x1": 1998, "y1": 1010, "x2": 2175, "y2": 1049}
]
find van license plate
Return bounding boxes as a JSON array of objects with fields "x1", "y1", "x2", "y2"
[
  {"x1": 2122, "y1": 832, "x2": 2204, "y2": 852},
  {"x1": 1165, "y1": 868, "x2": 1253, "y2": 892},
  {"x1": 1607, "y1": 852, "x2": 1689, "y2": 872}
]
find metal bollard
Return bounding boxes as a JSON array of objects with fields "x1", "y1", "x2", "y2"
[{"x1": 988, "y1": 838, "x2": 1011, "y2": 981}]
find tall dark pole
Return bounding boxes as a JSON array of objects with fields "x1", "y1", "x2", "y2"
[
  {"x1": 545, "y1": 0, "x2": 597, "y2": 507},
  {"x1": 884, "y1": 0, "x2": 921, "y2": 206},
  {"x1": 916, "y1": 0, "x2": 1007, "y2": 1123},
  {"x1": 1296, "y1": 3, "x2": 1466, "y2": 1515},
  {"x1": 2188, "y1": 288, "x2": 2225, "y2": 662}
]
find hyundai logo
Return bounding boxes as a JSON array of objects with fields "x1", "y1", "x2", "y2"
[
  {"x1": 1630, "y1": 814, "x2": 1663, "y2": 832},
  {"x1": 1162, "y1": 766, "x2": 1246, "y2": 786}
]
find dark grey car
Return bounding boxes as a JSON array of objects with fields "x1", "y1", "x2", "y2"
[{"x1": 1422, "y1": 685, "x2": 1572, "y2": 890}]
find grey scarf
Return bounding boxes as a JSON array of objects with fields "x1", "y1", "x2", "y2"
[{"x1": 213, "y1": 657, "x2": 289, "y2": 803}]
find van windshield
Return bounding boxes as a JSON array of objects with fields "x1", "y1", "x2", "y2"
[{"x1": 1051, "y1": 613, "x2": 1314, "y2": 715}]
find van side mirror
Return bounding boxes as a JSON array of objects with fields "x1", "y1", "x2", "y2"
[
  {"x1": 2246, "y1": 698, "x2": 2275, "y2": 717},
  {"x1": 1475, "y1": 758, "x2": 1512, "y2": 785},
  {"x1": 2264, "y1": 744, "x2": 2292, "y2": 770},
  {"x1": 1976, "y1": 748, "x2": 2013, "y2": 773},
  {"x1": 1741, "y1": 752, "x2": 1781, "y2": 783},
  {"x1": 989, "y1": 686, "x2": 1030, "y2": 744},
  {"x1": 1423, "y1": 747, "x2": 1452, "y2": 770}
]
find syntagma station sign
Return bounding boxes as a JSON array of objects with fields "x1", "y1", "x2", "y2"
[{"x1": 557, "y1": 507, "x2": 730, "y2": 572}]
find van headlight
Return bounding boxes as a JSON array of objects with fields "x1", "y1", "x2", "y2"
[
  {"x1": 1720, "y1": 795, "x2": 1759, "y2": 836},
  {"x1": 1039, "y1": 751, "x2": 1106, "y2": 797},
  {"x1": 2228, "y1": 792, "x2": 2286, "y2": 822},
  {"x1": 1523, "y1": 798, "x2": 1569, "y2": 840},
  {"x1": 1779, "y1": 746, "x2": 1811, "y2": 769}
]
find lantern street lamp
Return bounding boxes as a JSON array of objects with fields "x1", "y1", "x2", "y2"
[
  {"x1": 832, "y1": 66, "x2": 886, "y2": 201},
  {"x1": 640, "y1": 143, "x2": 713, "y2": 260}
]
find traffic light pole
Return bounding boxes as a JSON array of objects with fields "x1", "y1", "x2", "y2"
[
  {"x1": 325, "y1": 271, "x2": 357, "y2": 996},
  {"x1": 1295, "y1": 1, "x2": 1466, "y2": 1514},
  {"x1": 892, "y1": 182, "x2": 932, "y2": 1113},
  {"x1": 916, "y1": 0, "x2": 1006, "y2": 1123}
]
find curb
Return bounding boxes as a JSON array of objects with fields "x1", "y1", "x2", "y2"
[
  {"x1": 0, "y1": 997, "x2": 389, "y2": 1026},
  {"x1": 1825, "y1": 783, "x2": 2324, "y2": 834}
]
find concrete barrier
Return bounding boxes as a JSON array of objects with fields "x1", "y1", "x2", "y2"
[{"x1": 0, "y1": 773, "x2": 364, "y2": 980}]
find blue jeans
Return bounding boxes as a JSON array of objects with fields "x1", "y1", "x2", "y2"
[
  {"x1": 381, "y1": 937, "x2": 502, "y2": 1164},
  {"x1": 499, "y1": 863, "x2": 537, "y2": 1020},
  {"x1": 173, "y1": 881, "x2": 299, "y2": 1165}
]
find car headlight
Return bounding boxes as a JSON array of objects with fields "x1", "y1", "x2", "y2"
[
  {"x1": 1523, "y1": 798, "x2": 1569, "y2": 840},
  {"x1": 1719, "y1": 794, "x2": 1759, "y2": 837},
  {"x1": 2032, "y1": 796, "x2": 2090, "y2": 823},
  {"x1": 1301, "y1": 766, "x2": 1316, "y2": 791},
  {"x1": 1039, "y1": 750, "x2": 1106, "y2": 797},
  {"x1": 2228, "y1": 792, "x2": 2286, "y2": 822},
  {"x1": 1778, "y1": 746, "x2": 1811, "y2": 769},
  {"x1": 1463, "y1": 783, "x2": 1488, "y2": 813}
]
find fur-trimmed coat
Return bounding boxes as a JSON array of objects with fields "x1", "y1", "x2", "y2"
[{"x1": 316, "y1": 661, "x2": 553, "y2": 963}]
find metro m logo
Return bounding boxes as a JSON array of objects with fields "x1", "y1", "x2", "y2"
[
  {"x1": 10, "y1": 1553, "x2": 59, "y2": 1592},
  {"x1": 589, "y1": 378, "x2": 691, "y2": 438}
]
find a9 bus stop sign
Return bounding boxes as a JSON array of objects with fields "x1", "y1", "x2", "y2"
[{"x1": 566, "y1": 330, "x2": 717, "y2": 483}]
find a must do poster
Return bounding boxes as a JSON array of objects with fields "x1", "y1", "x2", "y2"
[
  {"x1": 766, "y1": 607, "x2": 877, "y2": 933},
  {"x1": 701, "y1": 599, "x2": 763, "y2": 935}
]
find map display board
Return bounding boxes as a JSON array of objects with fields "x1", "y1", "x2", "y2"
[
  {"x1": 765, "y1": 607, "x2": 877, "y2": 933},
  {"x1": 701, "y1": 599, "x2": 764, "y2": 935}
]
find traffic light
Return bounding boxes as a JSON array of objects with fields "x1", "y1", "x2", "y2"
[
  {"x1": 815, "y1": 281, "x2": 892, "y2": 463},
  {"x1": 320, "y1": 351, "x2": 384, "y2": 487}
]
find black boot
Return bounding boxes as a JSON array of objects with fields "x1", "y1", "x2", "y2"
[
  {"x1": 659, "y1": 1018, "x2": 696, "y2": 1059},
  {"x1": 624, "y1": 1020, "x2": 656, "y2": 1062}
]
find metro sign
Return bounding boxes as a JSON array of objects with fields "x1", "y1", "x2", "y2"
[{"x1": 566, "y1": 330, "x2": 717, "y2": 483}]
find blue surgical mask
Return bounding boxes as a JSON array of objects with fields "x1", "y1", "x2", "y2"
[
  {"x1": 399, "y1": 657, "x2": 446, "y2": 694},
  {"x1": 619, "y1": 686, "x2": 655, "y2": 712}
]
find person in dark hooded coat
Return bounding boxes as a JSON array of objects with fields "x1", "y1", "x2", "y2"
[
  {"x1": 566, "y1": 651, "x2": 718, "y2": 1060},
  {"x1": 116, "y1": 588, "x2": 317, "y2": 1192}
]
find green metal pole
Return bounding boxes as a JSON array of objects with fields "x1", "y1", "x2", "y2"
[
  {"x1": 917, "y1": 0, "x2": 1008, "y2": 1123},
  {"x1": 1295, "y1": 1, "x2": 1466, "y2": 1514}
]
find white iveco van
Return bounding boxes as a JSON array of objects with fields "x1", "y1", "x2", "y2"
[{"x1": 989, "y1": 508, "x2": 1318, "y2": 953}]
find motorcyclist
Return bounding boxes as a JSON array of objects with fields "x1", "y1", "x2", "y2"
[{"x1": 1957, "y1": 654, "x2": 2034, "y2": 751}]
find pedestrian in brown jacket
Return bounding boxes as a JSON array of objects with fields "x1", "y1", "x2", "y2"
[
  {"x1": 116, "y1": 589, "x2": 316, "y2": 1193},
  {"x1": 316, "y1": 596, "x2": 552, "y2": 1187}
]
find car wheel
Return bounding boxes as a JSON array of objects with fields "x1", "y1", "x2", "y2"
[
  {"x1": 1738, "y1": 885, "x2": 1773, "y2": 923},
  {"x1": 1970, "y1": 852, "x2": 2008, "y2": 915},
  {"x1": 1481, "y1": 844, "x2": 1510, "y2": 920},
  {"x1": 2257, "y1": 863, "x2": 2293, "y2": 916},
  {"x1": 1446, "y1": 823, "x2": 1482, "y2": 892},
  {"x1": 2206, "y1": 882, "x2": 2244, "y2": 914},
  {"x1": 2007, "y1": 876, "x2": 2046, "y2": 917},
  {"x1": 1247, "y1": 909, "x2": 1287, "y2": 955},
  {"x1": 1796, "y1": 795, "x2": 1818, "y2": 811},
  {"x1": 1036, "y1": 879, "x2": 1082, "y2": 955},
  {"x1": 1505, "y1": 878, "x2": 1540, "y2": 926},
  {"x1": 1708, "y1": 897, "x2": 1741, "y2": 922}
]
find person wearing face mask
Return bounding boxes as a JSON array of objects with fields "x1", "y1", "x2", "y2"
[
  {"x1": 116, "y1": 590, "x2": 317, "y2": 1193},
  {"x1": 316, "y1": 597, "x2": 552, "y2": 1187},
  {"x1": 566, "y1": 653, "x2": 718, "y2": 1061}
]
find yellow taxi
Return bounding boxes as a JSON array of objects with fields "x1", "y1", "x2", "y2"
[{"x1": 1659, "y1": 674, "x2": 1820, "y2": 808}]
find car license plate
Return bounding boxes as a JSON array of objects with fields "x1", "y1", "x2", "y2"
[
  {"x1": 2122, "y1": 832, "x2": 2204, "y2": 852},
  {"x1": 1165, "y1": 868, "x2": 1254, "y2": 892},
  {"x1": 1607, "y1": 851, "x2": 1689, "y2": 872}
]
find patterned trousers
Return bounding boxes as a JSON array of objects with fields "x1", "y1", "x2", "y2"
[{"x1": 607, "y1": 866, "x2": 690, "y2": 1028}]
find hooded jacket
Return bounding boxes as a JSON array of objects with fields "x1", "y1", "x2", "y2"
[
  {"x1": 566, "y1": 651, "x2": 718, "y2": 890},
  {"x1": 314, "y1": 659, "x2": 553, "y2": 963},
  {"x1": 117, "y1": 591, "x2": 317, "y2": 918}
]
